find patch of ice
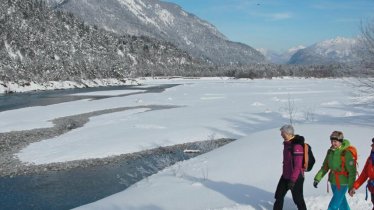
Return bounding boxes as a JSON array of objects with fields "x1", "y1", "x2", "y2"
[
  {"x1": 133, "y1": 124, "x2": 166, "y2": 129},
  {"x1": 191, "y1": 182, "x2": 203, "y2": 187},
  {"x1": 251, "y1": 102, "x2": 264, "y2": 106},
  {"x1": 71, "y1": 90, "x2": 145, "y2": 96},
  {"x1": 321, "y1": 101, "x2": 340, "y2": 106},
  {"x1": 200, "y1": 96, "x2": 225, "y2": 100}
]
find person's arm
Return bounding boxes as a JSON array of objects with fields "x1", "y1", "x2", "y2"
[
  {"x1": 290, "y1": 144, "x2": 304, "y2": 182},
  {"x1": 314, "y1": 150, "x2": 330, "y2": 183},
  {"x1": 353, "y1": 157, "x2": 370, "y2": 189}
]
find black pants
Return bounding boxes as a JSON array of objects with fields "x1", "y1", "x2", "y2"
[
  {"x1": 371, "y1": 193, "x2": 374, "y2": 210},
  {"x1": 273, "y1": 174, "x2": 307, "y2": 210}
]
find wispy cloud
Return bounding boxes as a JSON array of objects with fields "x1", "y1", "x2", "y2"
[
  {"x1": 250, "y1": 11, "x2": 293, "y2": 21},
  {"x1": 270, "y1": 13, "x2": 292, "y2": 20}
]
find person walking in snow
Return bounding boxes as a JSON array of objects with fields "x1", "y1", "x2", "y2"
[
  {"x1": 348, "y1": 137, "x2": 374, "y2": 210},
  {"x1": 274, "y1": 124, "x2": 307, "y2": 210},
  {"x1": 313, "y1": 131, "x2": 357, "y2": 210}
]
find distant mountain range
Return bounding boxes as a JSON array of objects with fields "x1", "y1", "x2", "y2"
[
  {"x1": 258, "y1": 37, "x2": 362, "y2": 65},
  {"x1": 44, "y1": 0, "x2": 265, "y2": 65},
  {"x1": 257, "y1": 45, "x2": 305, "y2": 64},
  {"x1": 288, "y1": 37, "x2": 361, "y2": 65}
]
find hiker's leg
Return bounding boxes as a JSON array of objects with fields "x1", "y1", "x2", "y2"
[
  {"x1": 371, "y1": 193, "x2": 374, "y2": 210},
  {"x1": 291, "y1": 174, "x2": 307, "y2": 210},
  {"x1": 274, "y1": 176, "x2": 288, "y2": 210},
  {"x1": 338, "y1": 186, "x2": 350, "y2": 210},
  {"x1": 328, "y1": 184, "x2": 349, "y2": 210}
]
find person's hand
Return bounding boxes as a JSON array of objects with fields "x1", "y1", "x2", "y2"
[
  {"x1": 349, "y1": 188, "x2": 356, "y2": 197},
  {"x1": 313, "y1": 180, "x2": 319, "y2": 188},
  {"x1": 288, "y1": 181, "x2": 295, "y2": 190}
]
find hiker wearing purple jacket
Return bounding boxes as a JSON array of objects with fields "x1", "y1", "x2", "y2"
[{"x1": 274, "y1": 124, "x2": 307, "y2": 210}]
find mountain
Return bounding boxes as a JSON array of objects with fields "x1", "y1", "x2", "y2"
[
  {"x1": 288, "y1": 37, "x2": 361, "y2": 65},
  {"x1": 44, "y1": 0, "x2": 265, "y2": 65},
  {"x1": 257, "y1": 45, "x2": 305, "y2": 64},
  {"x1": 0, "y1": 0, "x2": 205, "y2": 83}
]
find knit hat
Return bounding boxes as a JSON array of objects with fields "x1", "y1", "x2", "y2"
[
  {"x1": 330, "y1": 131, "x2": 344, "y2": 142},
  {"x1": 372, "y1": 137, "x2": 374, "y2": 143}
]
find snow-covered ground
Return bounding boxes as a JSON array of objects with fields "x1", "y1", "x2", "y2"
[{"x1": 2, "y1": 77, "x2": 374, "y2": 209}]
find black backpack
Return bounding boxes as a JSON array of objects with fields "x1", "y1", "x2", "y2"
[{"x1": 292, "y1": 142, "x2": 315, "y2": 172}]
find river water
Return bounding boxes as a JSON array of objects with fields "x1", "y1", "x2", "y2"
[
  {"x1": 0, "y1": 142, "x2": 231, "y2": 210},
  {"x1": 0, "y1": 85, "x2": 233, "y2": 210},
  {"x1": 0, "y1": 84, "x2": 177, "y2": 112}
]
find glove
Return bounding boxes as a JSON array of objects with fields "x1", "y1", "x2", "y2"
[
  {"x1": 348, "y1": 188, "x2": 356, "y2": 197},
  {"x1": 288, "y1": 181, "x2": 295, "y2": 190},
  {"x1": 313, "y1": 180, "x2": 319, "y2": 188}
]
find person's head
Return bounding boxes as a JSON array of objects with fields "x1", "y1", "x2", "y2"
[
  {"x1": 330, "y1": 131, "x2": 344, "y2": 149},
  {"x1": 280, "y1": 124, "x2": 294, "y2": 141},
  {"x1": 371, "y1": 137, "x2": 374, "y2": 151}
]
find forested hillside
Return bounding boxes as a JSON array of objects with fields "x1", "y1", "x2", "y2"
[{"x1": 0, "y1": 0, "x2": 205, "y2": 82}]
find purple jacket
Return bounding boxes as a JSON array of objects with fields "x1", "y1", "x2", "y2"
[{"x1": 282, "y1": 135, "x2": 305, "y2": 182}]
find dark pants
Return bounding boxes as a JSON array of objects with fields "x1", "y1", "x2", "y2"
[
  {"x1": 371, "y1": 193, "x2": 374, "y2": 210},
  {"x1": 273, "y1": 174, "x2": 307, "y2": 210}
]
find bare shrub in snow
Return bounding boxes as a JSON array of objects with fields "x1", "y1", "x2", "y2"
[{"x1": 303, "y1": 106, "x2": 316, "y2": 122}]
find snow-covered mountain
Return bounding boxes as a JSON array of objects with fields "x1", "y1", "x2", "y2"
[
  {"x1": 44, "y1": 0, "x2": 265, "y2": 65},
  {"x1": 288, "y1": 37, "x2": 361, "y2": 64},
  {"x1": 258, "y1": 45, "x2": 305, "y2": 64},
  {"x1": 0, "y1": 0, "x2": 205, "y2": 83}
]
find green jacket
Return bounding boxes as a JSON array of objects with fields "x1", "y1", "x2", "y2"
[{"x1": 314, "y1": 139, "x2": 356, "y2": 189}]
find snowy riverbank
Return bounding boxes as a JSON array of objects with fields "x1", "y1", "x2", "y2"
[
  {"x1": 1, "y1": 77, "x2": 374, "y2": 209},
  {"x1": 0, "y1": 78, "x2": 140, "y2": 94}
]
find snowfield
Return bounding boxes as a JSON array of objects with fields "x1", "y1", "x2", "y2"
[{"x1": 1, "y1": 77, "x2": 374, "y2": 209}]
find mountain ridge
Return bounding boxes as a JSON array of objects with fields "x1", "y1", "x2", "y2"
[
  {"x1": 288, "y1": 37, "x2": 361, "y2": 64},
  {"x1": 257, "y1": 45, "x2": 305, "y2": 64},
  {"x1": 44, "y1": 0, "x2": 265, "y2": 65}
]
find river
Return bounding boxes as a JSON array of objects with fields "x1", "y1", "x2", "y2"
[{"x1": 0, "y1": 85, "x2": 234, "y2": 210}]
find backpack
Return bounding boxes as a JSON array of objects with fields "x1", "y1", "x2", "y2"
[
  {"x1": 303, "y1": 143, "x2": 315, "y2": 172},
  {"x1": 292, "y1": 142, "x2": 315, "y2": 172},
  {"x1": 329, "y1": 145, "x2": 359, "y2": 190},
  {"x1": 341, "y1": 145, "x2": 358, "y2": 172}
]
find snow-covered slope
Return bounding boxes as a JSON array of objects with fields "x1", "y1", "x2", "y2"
[
  {"x1": 44, "y1": 0, "x2": 265, "y2": 65},
  {"x1": 288, "y1": 37, "x2": 361, "y2": 64}
]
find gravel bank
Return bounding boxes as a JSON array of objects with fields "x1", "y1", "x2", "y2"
[
  {"x1": 0, "y1": 105, "x2": 233, "y2": 177},
  {"x1": 0, "y1": 105, "x2": 177, "y2": 177}
]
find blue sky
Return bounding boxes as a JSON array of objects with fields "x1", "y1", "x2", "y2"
[{"x1": 163, "y1": 0, "x2": 374, "y2": 52}]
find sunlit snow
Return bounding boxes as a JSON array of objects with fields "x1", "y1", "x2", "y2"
[{"x1": 3, "y1": 77, "x2": 373, "y2": 209}]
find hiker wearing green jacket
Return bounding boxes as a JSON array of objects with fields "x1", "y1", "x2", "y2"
[{"x1": 313, "y1": 131, "x2": 357, "y2": 210}]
